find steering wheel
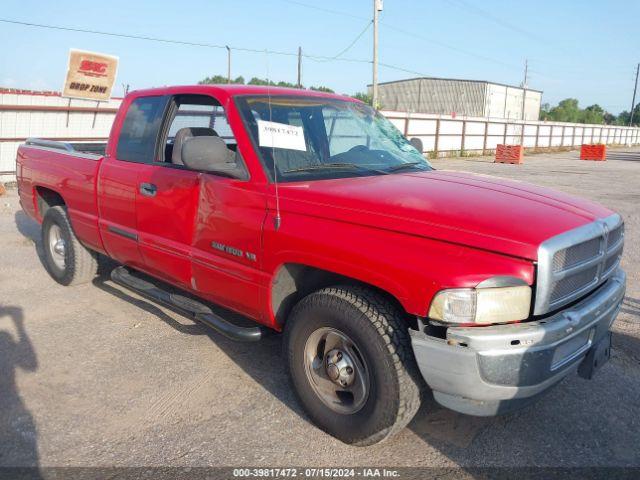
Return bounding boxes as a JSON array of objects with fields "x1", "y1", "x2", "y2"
[{"x1": 348, "y1": 145, "x2": 369, "y2": 153}]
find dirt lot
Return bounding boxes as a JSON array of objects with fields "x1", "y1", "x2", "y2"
[{"x1": 1, "y1": 148, "x2": 639, "y2": 473}]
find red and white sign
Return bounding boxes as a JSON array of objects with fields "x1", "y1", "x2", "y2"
[{"x1": 62, "y1": 49, "x2": 118, "y2": 102}]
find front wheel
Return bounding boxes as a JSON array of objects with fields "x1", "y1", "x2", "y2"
[
  {"x1": 41, "y1": 206, "x2": 98, "y2": 286},
  {"x1": 284, "y1": 286, "x2": 422, "y2": 446}
]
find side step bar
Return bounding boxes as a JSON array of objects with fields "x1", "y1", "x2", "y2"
[{"x1": 110, "y1": 266, "x2": 267, "y2": 342}]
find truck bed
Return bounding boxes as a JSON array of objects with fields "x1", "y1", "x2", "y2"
[
  {"x1": 25, "y1": 138, "x2": 107, "y2": 156},
  {"x1": 16, "y1": 138, "x2": 104, "y2": 251}
]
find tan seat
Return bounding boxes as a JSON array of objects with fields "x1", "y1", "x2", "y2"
[{"x1": 171, "y1": 127, "x2": 217, "y2": 165}]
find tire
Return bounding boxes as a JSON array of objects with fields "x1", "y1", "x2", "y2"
[
  {"x1": 284, "y1": 285, "x2": 422, "y2": 446},
  {"x1": 41, "y1": 205, "x2": 98, "y2": 286}
]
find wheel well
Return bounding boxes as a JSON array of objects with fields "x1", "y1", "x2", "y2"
[
  {"x1": 271, "y1": 263, "x2": 414, "y2": 328},
  {"x1": 35, "y1": 187, "x2": 65, "y2": 218}
]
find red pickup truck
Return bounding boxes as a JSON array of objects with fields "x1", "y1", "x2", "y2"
[{"x1": 17, "y1": 85, "x2": 626, "y2": 445}]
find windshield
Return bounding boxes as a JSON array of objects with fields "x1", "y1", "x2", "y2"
[{"x1": 235, "y1": 95, "x2": 432, "y2": 182}]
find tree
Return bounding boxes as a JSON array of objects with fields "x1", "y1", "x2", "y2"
[
  {"x1": 276, "y1": 81, "x2": 298, "y2": 88},
  {"x1": 351, "y1": 92, "x2": 372, "y2": 105},
  {"x1": 199, "y1": 75, "x2": 244, "y2": 85},
  {"x1": 247, "y1": 77, "x2": 271, "y2": 86},
  {"x1": 549, "y1": 98, "x2": 582, "y2": 123},
  {"x1": 195, "y1": 74, "x2": 374, "y2": 110},
  {"x1": 201, "y1": 74, "x2": 335, "y2": 93},
  {"x1": 616, "y1": 103, "x2": 640, "y2": 126},
  {"x1": 309, "y1": 86, "x2": 335, "y2": 93},
  {"x1": 581, "y1": 104, "x2": 605, "y2": 125},
  {"x1": 539, "y1": 103, "x2": 552, "y2": 121},
  {"x1": 603, "y1": 112, "x2": 617, "y2": 125},
  {"x1": 540, "y1": 98, "x2": 619, "y2": 125},
  {"x1": 616, "y1": 111, "x2": 630, "y2": 126},
  {"x1": 245, "y1": 77, "x2": 298, "y2": 88},
  {"x1": 632, "y1": 103, "x2": 640, "y2": 126}
]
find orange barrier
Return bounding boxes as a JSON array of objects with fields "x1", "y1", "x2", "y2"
[
  {"x1": 495, "y1": 145, "x2": 524, "y2": 164},
  {"x1": 580, "y1": 144, "x2": 606, "y2": 161}
]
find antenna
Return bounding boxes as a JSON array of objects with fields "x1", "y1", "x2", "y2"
[{"x1": 265, "y1": 49, "x2": 282, "y2": 230}]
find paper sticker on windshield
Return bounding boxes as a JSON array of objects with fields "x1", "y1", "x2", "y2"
[{"x1": 257, "y1": 120, "x2": 306, "y2": 151}]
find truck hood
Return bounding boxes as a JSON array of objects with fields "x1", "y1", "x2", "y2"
[{"x1": 276, "y1": 170, "x2": 613, "y2": 260}]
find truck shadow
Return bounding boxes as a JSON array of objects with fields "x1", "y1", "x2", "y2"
[
  {"x1": 91, "y1": 263, "x2": 307, "y2": 420},
  {"x1": 92, "y1": 262, "x2": 640, "y2": 466},
  {"x1": 14, "y1": 211, "x2": 48, "y2": 272},
  {"x1": 14, "y1": 212, "x2": 640, "y2": 463},
  {"x1": 0, "y1": 306, "x2": 41, "y2": 475}
]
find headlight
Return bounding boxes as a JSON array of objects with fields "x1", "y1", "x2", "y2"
[{"x1": 428, "y1": 285, "x2": 531, "y2": 325}]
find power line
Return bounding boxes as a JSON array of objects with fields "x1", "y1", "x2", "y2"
[
  {"x1": 0, "y1": 18, "x2": 297, "y2": 56},
  {"x1": 630, "y1": 63, "x2": 639, "y2": 125},
  {"x1": 0, "y1": 16, "x2": 437, "y2": 84},
  {"x1": 0, "y1": 15, "x2": 555, "y2": 89},
  {"x1": 0, "y1": 17, "x2": 378, "y2": 65},
  {"x1": 279, "y1": 0, "x2": 525, "y2": 71},
  {"x1": 280, "y1": 0, "x2": 366, "y2": 21},
  {"x1": 378, "y1": 62, "x2": 429, "y2": 77},
  {"x1": 438, "y1": 0, "x2": 545, "y2": 42},
  {"x1": 0, "y1": 16, "x2": 376, "y2": 67},
  {"x1": 334, "y1": 20, "x2": 372, "y2": 59},
  {"x1": 372, "y1": 0, "x2": 380, "y2": 108},
  {"x1": 311, "y1": 20, "x2": 373, "y2": 62},
  {"x1": 380, "y1": 23, "x2": 522, "y2": 72}
]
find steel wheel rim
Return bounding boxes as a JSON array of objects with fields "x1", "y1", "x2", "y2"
[
  {"x1": 303, "y1": 327, "x2": 370, "y2": 414},
  {"x1": 48, "y1": 224, "x2": 66, "y2": 270}
]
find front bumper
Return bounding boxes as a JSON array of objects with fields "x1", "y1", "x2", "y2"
[{"x1": 410, "y1": 268, "x2": 626, "y2": 416}]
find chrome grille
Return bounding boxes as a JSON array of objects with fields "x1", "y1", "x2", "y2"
[
  {"x1": 608, "y1": 225, "x2": 624, "y2": 250},
  {"x1": 552, "y1": 236, "x2": 601, "y2": 272},
  {"x1": 535, "y1": 214, "x2": 624, "y2": 315},
  {"x1": 604, "y1": 254, "x2": 621, "y2": 275},
  {"x1": 549, "y1": 266, "x2": 599, "y2": 303}
]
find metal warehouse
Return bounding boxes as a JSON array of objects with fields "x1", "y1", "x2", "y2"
[{"x1": 371, "y1": 77, "x2": 542, "y2": 120}]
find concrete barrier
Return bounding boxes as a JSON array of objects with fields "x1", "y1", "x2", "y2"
[
  {"x1": 495, "y1": 144, "x2": 524, "y2": 164},
  {"x1": 580, "y1": 144, "x2": 606, "y2": 161}
]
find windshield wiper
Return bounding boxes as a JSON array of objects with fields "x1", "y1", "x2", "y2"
[
  {"x1": 284, "y1": 163, "x2": 388, "y2": 175},
  {"x1": 386, "y1": 162, "x2": 426, "y2": 173}
]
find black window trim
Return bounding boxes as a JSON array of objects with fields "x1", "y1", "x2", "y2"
[
  {"x1": 150, "y1": 93, "x2": 250, "y2": 181},
  {"x1": 115, "y1": 94, "x2": 171, "y2": 164}
]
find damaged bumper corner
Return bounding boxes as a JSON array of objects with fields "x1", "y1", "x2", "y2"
[{"x1": 410, "y1": 268, "x2": 626, "y2": 416}]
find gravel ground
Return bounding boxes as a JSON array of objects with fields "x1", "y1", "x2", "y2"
[{"x1": 0, "y1": 148, "x2": 639, "y2": 473}]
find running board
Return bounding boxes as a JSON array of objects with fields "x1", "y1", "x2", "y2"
[{"x1": 110, "y1": 266, "x2": 267, "y2": 342}]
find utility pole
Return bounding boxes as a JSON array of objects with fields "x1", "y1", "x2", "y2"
[
  {"x1": 226, "y1": 46, "x2": 231, "y2": 83},
  {"x1": 630, "y1": 63, "x2": 639, "y2": 126},
  {"x1": 372, "y1": 0, "x2": 382, "y2": 109},
  {"x1": 297, "y1": 46, "x2": 302, "y2": 88},
  {"x1": 520, "y1": 59, "x2": 528, "y2": 121}
]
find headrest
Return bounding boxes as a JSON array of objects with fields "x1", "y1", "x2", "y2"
[{"x1": 171, "y1": 127, "x2": 217, "y2": 165}]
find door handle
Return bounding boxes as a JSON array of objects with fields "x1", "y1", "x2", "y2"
[{"x1": 139, "y1": 182, "x2": 157, "y2": 197}]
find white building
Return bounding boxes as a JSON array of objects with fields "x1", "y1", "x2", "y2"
[
  {"x1": 370, "y1": 77, "x2": 542, "y2": 121},
  {"x1": 0, "y1": 88, "x2": 121, "y2": 182}
]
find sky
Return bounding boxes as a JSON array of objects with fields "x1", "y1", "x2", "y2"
[{"x1": 0, "y1": 0, "x2": 638, "y2": 114}]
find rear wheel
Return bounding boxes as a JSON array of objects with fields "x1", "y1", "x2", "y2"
[
  {"x1": 284, "y1": 286, "x2": 422, "y2": 446},
  {"x1": 41, "y1": 206, "x2": 98, "y2": 286}
]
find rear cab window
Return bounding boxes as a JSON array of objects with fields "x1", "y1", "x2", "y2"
[
  {"x1": 167, "y1": 103, "x2": 235, "y2": 144},
  {"x1": 116, "y1": 96, "x2": 168, "y2": 163}
]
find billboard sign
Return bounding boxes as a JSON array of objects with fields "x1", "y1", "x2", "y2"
[{"x1": 62, "y1": 49, "x2": 118, "y2": 102}]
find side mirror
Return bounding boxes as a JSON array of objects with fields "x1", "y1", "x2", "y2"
[
  {"x1": 181, "y1": 136, "x2": 248, "y2": 179},
  {"x1": 409, "y1": 137, "x2": 423, "y2": 153}
]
